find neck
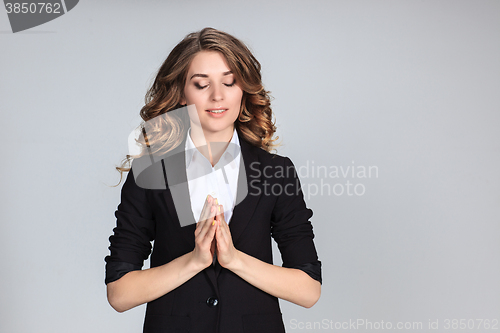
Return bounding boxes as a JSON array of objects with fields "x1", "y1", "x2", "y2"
[{"x1": 189, "y1": 123, "x2": 235, "y2": 166}]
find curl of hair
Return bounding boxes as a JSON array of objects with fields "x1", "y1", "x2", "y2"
[{"x1": 115, "y1": 28, "x2": 279, "y2": 185}]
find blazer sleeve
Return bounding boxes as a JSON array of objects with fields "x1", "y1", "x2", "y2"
[
  {"x1": 271, "y1": 157, "x2": 322, "y2": 284},
  {"x1": 104, "y1": 166, "x2": 156, "y2": 284}
]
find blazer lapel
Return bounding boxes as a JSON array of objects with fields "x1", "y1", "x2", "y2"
[
  {"x1": 226, "y1": 138, "x2": 262, "y2": 245},
  {"x1": 160, "y1": 137, "x2": 198, "y2": 248},
  {"x1": 215, "y1": 138, "x2": 262, "y2": 278}
]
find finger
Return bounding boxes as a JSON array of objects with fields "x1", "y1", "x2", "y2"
[
  {"x1": 215, "y1": 219, "x2": 222, "y2": 239},
  {"x1": 219, "y1": 218, "x2": 229, "y2": 242},
  {"x1": 203, "y1": 205, "x2": 218, "y2": 236},
  {"x1": 217, "y1": 207, "x2": 232, "y2": 243},
  {"x1": 204, "y1": 214, "x2": 217, "y2": 243},
  {"x1": 198, "y1": 195, "x2": 214, "y2": 224},
  {"x1": 215, "y1": 210, "x2": 228, "y2": 244},
  {"x1": 214, "y1": 205, "x2": 222, "y2": 229},
  {"x1": 195, "y1": 196, "x2": 212, "y2": 238},
  {"x1": 215, "y1": 204, "x2": 227, "y2": 227},
  {"x1": 196, "y1": 205, "x2": 216, "y2": 238},
  {"x1": 196, "y1": 196, "x2": 218, "y2": 237},
  {"x1": 215, "y1": 220, "x2": 224, "y2": 250},
  {"x1": 205, "y1": 198, "x2": 218, "y2": 225},
  {"x1": 214, "y1": 204, "x2": 221, "y2": 221}
]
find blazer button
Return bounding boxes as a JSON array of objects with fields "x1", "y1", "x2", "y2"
[{"x1": 206, "y1": 296, "x2": 218, "y2": 307}]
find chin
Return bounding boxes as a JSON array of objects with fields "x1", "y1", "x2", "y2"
[{"x1": 204, "y1": 126, "x2": 231, "y2": 134}]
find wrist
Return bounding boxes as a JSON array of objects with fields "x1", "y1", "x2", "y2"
[
  {"x1": 225, "y1": 249, "x2": 243, "y2": 272},
  {"x1": 187, "y1": 250, "x2": 210, "y2": 272}
]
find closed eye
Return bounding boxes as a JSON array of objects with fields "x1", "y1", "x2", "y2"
[
  {"x1": 194, "y1": 83, "x2": 208, "y2": 90},
  {"x1": 224, "y1": 80, "x2": 236, "y2": 87}
]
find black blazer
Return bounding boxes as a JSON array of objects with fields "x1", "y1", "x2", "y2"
[{"x1": 105, "y1": 134, "x2": 321, "y2": 333}]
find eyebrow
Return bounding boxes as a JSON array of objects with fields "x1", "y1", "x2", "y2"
[{"x1": 190, "y1": 71, "x2": 233, "y2": 80}]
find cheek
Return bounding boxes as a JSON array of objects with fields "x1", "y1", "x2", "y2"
[
  {"x1": 183, "y1": 90, "x2": 193, "y2": 104},
  {"x1": 183, "y1": 85, "x2": 200, "y2": 102},
  {"x1": 232, "y1": 89, "x2": 244, "y2": 105}
]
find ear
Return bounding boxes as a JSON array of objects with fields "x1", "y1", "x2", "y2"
[{"x1": 179, "y1": 95, "x2": 187, "y2": 106}]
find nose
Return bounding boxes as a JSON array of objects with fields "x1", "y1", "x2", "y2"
[{"x1": 210, "y1": 84, "x2": 223, "y2": 102}]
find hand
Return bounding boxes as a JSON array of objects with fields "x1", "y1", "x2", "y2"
[
  {"x1": 214, "y1": 204, "x2": 240, "y2": 269},
  {"x1": 192, "y1": 195, "x2": 217, "y2": 269}
]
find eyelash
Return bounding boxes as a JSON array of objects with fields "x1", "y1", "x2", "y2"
[{"x1": 194, "y1": 80, "x2": 236, "y2": 90}]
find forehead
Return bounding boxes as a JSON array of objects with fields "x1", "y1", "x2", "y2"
[{"x1": 187, "y1": 51, "x2": 231, "y2": 76}]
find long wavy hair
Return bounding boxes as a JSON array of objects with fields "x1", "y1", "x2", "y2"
[{"x1": 115, "y1": 27, "x2": 278, "y2": 184}]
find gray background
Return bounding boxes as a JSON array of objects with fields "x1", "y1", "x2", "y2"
[{"x1": 1, "y1": 1, "x2": 499, "y2": 332}]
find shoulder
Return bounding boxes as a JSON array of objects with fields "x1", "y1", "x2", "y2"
[
  {"x1": 128, "y1": 154, "x2": 168, "y2": 190},
  {"x1": 239, "y1": 136, "x2": 290, "y2": 165},
  {"x1": 240, "y1": 138, "x2": 298, "y2": 180}
]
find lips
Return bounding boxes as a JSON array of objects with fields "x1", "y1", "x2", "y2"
[
  {"x1": 206, "y1": 108, "x2": 228, "y2": 118},
  {"x1": 206, "y1": 108, "x2": 227, "y2": 114}
]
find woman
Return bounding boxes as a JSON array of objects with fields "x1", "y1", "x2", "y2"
[{"x1": 105, "y1": 27, "x2": 321, "y2": 333}]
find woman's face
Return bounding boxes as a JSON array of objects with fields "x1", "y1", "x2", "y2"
[{"x1": 181, "y1": 51, "x2": 243, "y2": 140}]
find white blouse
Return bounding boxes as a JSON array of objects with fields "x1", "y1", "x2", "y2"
[{"x1": 185, "y1": 128, "x2": 241, "y2": 225}]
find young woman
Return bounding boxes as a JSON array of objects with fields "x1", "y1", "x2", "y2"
[{"x1": 105, "y1": 27, "x2": 322, "y2": 333}]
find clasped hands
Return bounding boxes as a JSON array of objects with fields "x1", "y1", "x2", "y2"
[{"x1": 192, "y1": 195, "x2": 238, "y2": 269}]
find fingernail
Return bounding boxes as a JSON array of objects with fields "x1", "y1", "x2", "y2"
[
  {"x1": 218, "y1": 205, "x2": 220, "y2": 213},
  {"x1": 215, "y1": 198, "x2": 218, "y2": 205},
  {"x1": 212, "y1": 220, "x2": 216, "y2": 226}
]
